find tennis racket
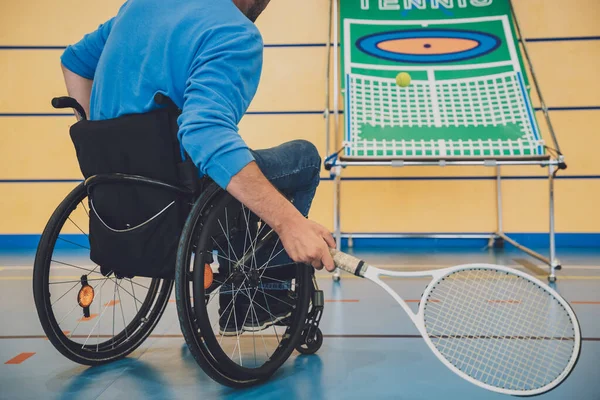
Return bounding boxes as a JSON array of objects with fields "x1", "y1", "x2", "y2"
[{"x1": 330, "y1": 249, "x2": 581, "y2": 396}]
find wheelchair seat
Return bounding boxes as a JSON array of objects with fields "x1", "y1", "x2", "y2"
[{"x1": 66, "y1": 94, "x2": 202, "y2": 279}]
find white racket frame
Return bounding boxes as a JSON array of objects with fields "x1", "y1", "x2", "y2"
[{"x1": 356, "y1": 262, "x2": 581, "y2": 396}]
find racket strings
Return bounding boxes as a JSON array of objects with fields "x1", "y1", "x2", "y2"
[
  {"x1": 422, "y1": 269, "x2": 576, "y2": 392},
  {"x1": 433, "y1": 273, "x2": 573, "y2": 389},
  {"x1": 435, "y1": 274, "x2": 571, "y2": 389},
  {"x1": 429, "y1": 279, "x2": 556, "y2": 389}
]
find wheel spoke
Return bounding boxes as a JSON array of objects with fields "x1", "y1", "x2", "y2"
[
  {"x1": 130, "y1": 279, "x2": 139, "y2": 314},
  {"x1": 112, "y1": 280, "x2": 117, "y2": 349},
  {"x1": 116, "y1": 281, "x2": 129, "y2": 341},
  {"x1": 258, "y1": 289, "x2": 280, "y2": 344},
  {"x1": 215, "y1": 276, "x2": 248, "y2": 342},
  {"x1": 67, "y1": 217, "x2": 89, "y2": 238},
  {"x1": 50, "y1": 281, "x2": 82, "y2": 306},
  {"x1": 80, "y1": 200, "x2": 90, "y2": 217},
  {"x1": 83, "y1": 282, "x2": 114, "y2": 349},
  {"x1": 218, "y1": 218, "x2": 239, "y2": 266},
  {"x1": 51, "y1": 259, "x2": 102, "y2": 276},
  {"x1": 256, "y1": 288, "x2": 294, "y2": 308},
  {"x1": 57, "y1": 236, "x2": 90, "y2": 250},
  {"x1": 114, "y1": 279, "x2": 146, "y2": 306},
  {"x1": 95, "y1": 278, "x2": 103, "y2": 350},
  {"x1": 49, "y1": 278, "x2": 108, "y2": 285}
]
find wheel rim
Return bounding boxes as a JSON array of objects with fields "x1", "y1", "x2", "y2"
[{"x1": 34, "y1": 184, "x2": 173, "y2": 362}]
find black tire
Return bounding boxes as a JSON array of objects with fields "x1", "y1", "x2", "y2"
[
  {"x1": 33, "y1": 183, "x2": 173, "y2": 365},
  {"x1": 296, "y1": 328, "x2": 323, "y2": 355},
  {"x1": 175, "y1": 183, "x2": 311, "y2": 387}
]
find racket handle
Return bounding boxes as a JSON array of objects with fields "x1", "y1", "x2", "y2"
[{"x1": 329, "y1": 249, "x2": 368, "y2": 277}]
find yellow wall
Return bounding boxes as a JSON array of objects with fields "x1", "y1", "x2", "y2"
[{"x1": 1, "y1": 0, "x2": 599, "y2": 235}]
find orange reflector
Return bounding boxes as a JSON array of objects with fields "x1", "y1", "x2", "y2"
[
  {"x1": 78, "y1": 285, "x2": 95, "y2": 308},
  {"x1": 204, "y1": 264, "x2": 214, "y2": 289}
]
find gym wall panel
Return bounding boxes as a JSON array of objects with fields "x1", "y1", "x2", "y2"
[
  {"x1": 2, "y1": 0, "x2": 597, "y2": 47},
  {"x1": 251, "y1": 48, "x2": 327, "y2": 112},
  {"x1": 0, "y1": 118, "x2": 80, "y2": 180},
  {"x1": 238, "y1": 114, "x2": 326, "y2": 154},
  {"x1": 0, "y1": 51, "x2": 66, "y2": 113},
  {"x1": 0, "y1": 0, "x2": 330, "y2": 46},
  {"x1": 526, "y1": 41, "x2": 600, "y2": 108},
  {"x1": 2, "y1": 178, "x2": 599, "y2": 235},
  {"x1": 502, "y1": 180, "x2": 600, "y2": 233},
  {"x1": 254, "y1": 0, "x2": 330, "y2": 44},
  {"x1": 310, "y1": 179, "x2": 600, "y2": 233},
  {"x1": 1, "y1": 0, "x2": 599, "y2": 239},
  {"x1": 0, "y1": 47, "x2": 328, "y2": 114},
  {"x1": 5, "y1": 41, "x2": 599, "y2": 114},
  {"x1": 542, "y1": 111, "x2": 600, "y2": 175},
  {"x1": 337, "y1": 180, "x2": 499, "y2": 233},
  {"x1": 0, "y1": 183, "x2": 80, "y2": 234},
  {"x1": 0, "y1": 1, "x2": 124, "y2": 46},
  {"x1": 5, "y1": 109, "x2": 596, "y2": 181},
  {"x1": 0, "y1": 114, "x2": 329, "y2": 180},
  {"x1": 512, "y1": 0, "x2": 600, "y2": 39}
]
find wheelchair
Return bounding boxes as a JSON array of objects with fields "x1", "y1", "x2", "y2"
[{"x1": 32, "y1": 95, "x2": 324, "y2": 388}]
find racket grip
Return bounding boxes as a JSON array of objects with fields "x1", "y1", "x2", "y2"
[{"x1": 329, "y1": 249, "x2": 368, "y2": 277}]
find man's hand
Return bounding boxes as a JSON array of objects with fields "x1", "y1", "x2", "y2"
[
  {"x1": 277, "y1": 216, "x2": 336, "y2": 271},
  {"x1": 226, "y1": 161, "x2": 336, "y2": 271}
]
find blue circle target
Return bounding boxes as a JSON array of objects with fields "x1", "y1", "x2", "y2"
[{"x1": 356, "y1": 29, "x2": 501, "y2": 64}]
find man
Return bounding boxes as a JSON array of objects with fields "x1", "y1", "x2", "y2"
[{"x1": 60, "y1": 0, "x2": 335, "y2": 334}]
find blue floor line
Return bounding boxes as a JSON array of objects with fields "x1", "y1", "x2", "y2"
[{"x1": 1, "y1": 233, "x2": 598, "y2": 250}]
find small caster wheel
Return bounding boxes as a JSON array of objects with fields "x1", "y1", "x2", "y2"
[
  {"x1": 296, "y1": 328, "x2": 323, "y2": 355},
  {"x1": 332, "y1": 271, "x2": 341, "y2": 282},
  {"x1": 548, "y1": 275, "x2": 557, "y2": 283}
]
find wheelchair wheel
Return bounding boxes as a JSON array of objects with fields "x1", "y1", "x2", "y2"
[
  {"x1": 33, "y1": 183, "x2": 173, "y2": 365},
  {"x1": 175, "y1": 183, "x2": 311, "y2": 387}
]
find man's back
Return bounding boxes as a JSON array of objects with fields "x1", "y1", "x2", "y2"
[
  {"x1": 63, "y1": 0, "x2": 263, "y2": 121},
  {"x1": 61, "y1": 0, "x2": 264, "y2": 189}
]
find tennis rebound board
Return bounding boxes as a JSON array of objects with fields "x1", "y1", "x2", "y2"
[{"x1": 340, "y1": 1, "x2": 545, "y2": 159}]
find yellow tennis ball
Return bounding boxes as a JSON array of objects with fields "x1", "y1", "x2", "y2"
[{"x1": 396, "y1": 72, "x2": 411, "y2": 87}]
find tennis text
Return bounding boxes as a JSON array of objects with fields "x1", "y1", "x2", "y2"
[{"x1": 360, "y1": 0, "x2": 493, "y2": 10}]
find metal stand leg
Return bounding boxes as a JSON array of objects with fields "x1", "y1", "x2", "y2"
[
  {"x1": 548, "y1": 164, "x2": 560, "y2": 282},
  {"x1": 333, "y1": 166, "x2": 341, "y2": 282},
  {"x1": 489, "y1": 166, "x2": 505, "y2": 249}
]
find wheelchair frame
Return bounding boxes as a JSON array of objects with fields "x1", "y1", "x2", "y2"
[{"x1": 32, "y1": 96, "x2": 324, "y2": 388}]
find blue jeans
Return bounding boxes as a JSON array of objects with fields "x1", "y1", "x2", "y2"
[
  {"x1": 250, "y1": 139, "x2": 321, "y2": 218},
  {"x1": 248, "y1": 140, "x2": 321, "y2": 270}
]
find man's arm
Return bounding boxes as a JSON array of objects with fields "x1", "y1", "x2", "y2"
[
  {"x1": 61, "y1": 64, "x2": 93, "y2": 120},
  {"x1": 227, "y1": 162, "x2": 336, "y2": 271},
  {"x1": 59, "y1": 17, "x2": 115, "y2": 119},
  {"x1": 178, "y1": 24, "x2": 335, "y2": 271}
]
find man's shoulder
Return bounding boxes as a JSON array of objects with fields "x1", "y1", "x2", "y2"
[
  {"x1": 115, "y1": 0, "x2": 260, "y2": 37},
  {"x1": 180, "y1": 0, "x2": 262, "y2": 43},
  {"x1": 168, "y1": 1, "x2": 257, "y2": 29}
]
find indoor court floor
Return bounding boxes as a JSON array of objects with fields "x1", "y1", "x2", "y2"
[{"x1": 1, "y1": 246, "x2": 599, "y2": 400}]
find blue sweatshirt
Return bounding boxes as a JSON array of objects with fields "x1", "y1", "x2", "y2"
[{"x1": 61, "y1": 0, "x2": 262, "y2": 189}]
